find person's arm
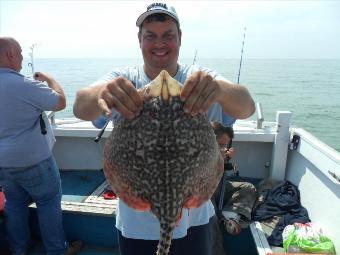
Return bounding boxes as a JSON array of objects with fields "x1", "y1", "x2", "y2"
[
  {"x1": 73, "y1": 76, "x2": 143, "y2": 121},
  {"x1": 34, "y1": 72, "x2": 66, "y2": 111},
  {"x1": 215, "y1": 79, "x2": 255, "y2": 119},
  {"x1": 181, "y1": 71, "x2": 255, "y2": 119},
  {"x1": 73, "y1": 84, "x2": 105, "y2": 121}
]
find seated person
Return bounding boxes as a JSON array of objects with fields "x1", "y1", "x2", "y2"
[{"x1": 211, "y1": 122, "x2": 257, "y2": 235}]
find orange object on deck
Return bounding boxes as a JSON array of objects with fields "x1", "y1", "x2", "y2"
[{"x1": 0, "y1": 191, "x2": 4, "y2": 212}]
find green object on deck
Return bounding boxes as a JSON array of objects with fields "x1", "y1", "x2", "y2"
[{"x1": 283, "y1": 223, "x2": 336, "y2": 254}]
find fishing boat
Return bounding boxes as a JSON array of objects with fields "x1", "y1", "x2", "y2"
[{"x1": 1, "y1": 103, "x2": 338, "y2": 255}]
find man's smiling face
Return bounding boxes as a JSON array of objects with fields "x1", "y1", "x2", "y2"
[{"x1": 139, "y1": 17, "x2": 181, "y2": 76}]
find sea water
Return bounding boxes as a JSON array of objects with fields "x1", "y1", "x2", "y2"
[{"x1": 20, "y1": 58, "x2": 340, "y2": 152}]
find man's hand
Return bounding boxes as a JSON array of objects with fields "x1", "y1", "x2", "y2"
[
  {"x1": 220, "y1": 147, "x2": 235, "y2": 160},
  {"x1": 225, "y1": 147, "x2": 235, "y2": 160},
  {"x1": 34, "y1": 71, "x2": 66, "y2": 111},
  {"x1": 180, "y1": 71, "x2": 220, "y2": 116},
  {"x1": 97, "y1": 76, "x2": 143, "y2": 120},
  {"x1": 34, "y1": 72, "x2": 53, "y2": 83},
  {"x1": 181, "y1": 70, "x2": 255, "y2": 119}
]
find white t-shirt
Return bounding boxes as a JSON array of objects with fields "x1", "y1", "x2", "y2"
[{"x1": 93, "y1": 63, "x2": 235, "y2": 239}]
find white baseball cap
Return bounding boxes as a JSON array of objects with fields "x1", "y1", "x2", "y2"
[{"x1": 136, "y1": 3, "x2": 179, "y2": 27}]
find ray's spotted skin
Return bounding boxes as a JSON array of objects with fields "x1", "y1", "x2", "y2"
[{"x1": 103, "y1": 70, "x2": 224, "y2": 255}]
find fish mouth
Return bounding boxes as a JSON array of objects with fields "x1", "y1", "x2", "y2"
[{"x1": 143, "y1": 70, "x2": 182, "y2": 101}]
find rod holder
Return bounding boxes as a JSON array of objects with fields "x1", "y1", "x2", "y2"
[{"x1": 256, "y1": 102, "x2": 264, "y2": 129}]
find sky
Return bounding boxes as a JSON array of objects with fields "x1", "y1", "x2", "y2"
[{"x1": 0, "y1": 0, "x2": 339, "y2": 59}]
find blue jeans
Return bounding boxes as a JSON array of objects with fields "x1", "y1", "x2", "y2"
[{"x1": 0, "y1": 156, "x2": 67, "y2": 255}]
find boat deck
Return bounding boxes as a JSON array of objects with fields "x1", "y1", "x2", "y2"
[
  {"x1": 23, "y1": 170, "x2": 264, "y2": 255},
  {"x1": 61, "y1": 170, "x2": 105, "y2": 202},
  {"x1": 27, "y1": 169, "x2": 120, "y2": 255},
  {"x1": 28, "y1": 243, "x2": 119, "y2": 255},
  {"x1": 0, "y1": 171, "x2": 268, "y2": 255}
]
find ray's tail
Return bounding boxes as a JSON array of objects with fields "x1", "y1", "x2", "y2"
[{"x1": 156, "y1": 219, "x2": 176, "y2": 255}]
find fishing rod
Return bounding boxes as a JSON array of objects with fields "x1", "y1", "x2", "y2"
[
  {"x1": 28, "y1": 43, "x2": 47, "y2": 135},
  {"x1": 94, "y1": 119, "x2": 110, "y2": 143},
  {"x1": 192, "y1": 49, "x2": 198, "y2": 65},
  {"x1": 217, "y1": 28, "x2": 246, "y2": 218},
  {"x1": 28, "y1": 43, "x2": 37, "y2": 78},
  {"x1": 237, "y1": 27, "x2": 246, "y2": 84}
]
